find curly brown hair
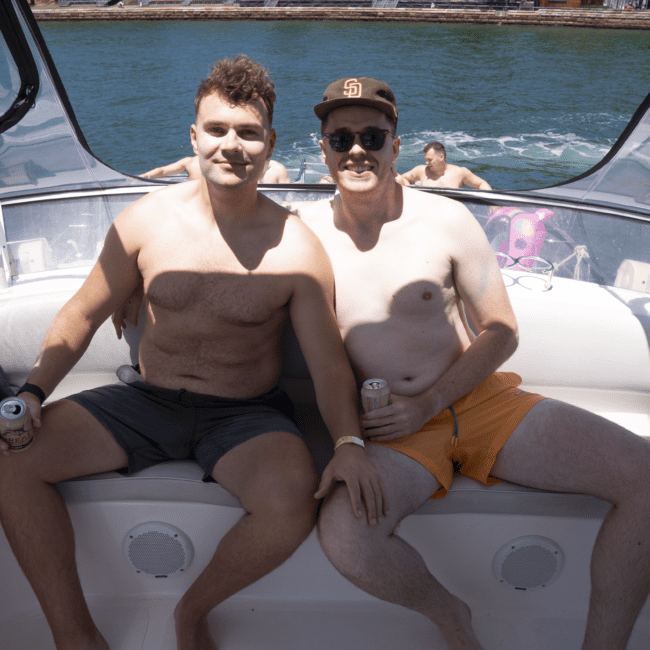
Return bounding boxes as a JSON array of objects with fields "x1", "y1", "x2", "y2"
[{"x1": 194, "y1": 55, "x2": 276, "y2": 126}]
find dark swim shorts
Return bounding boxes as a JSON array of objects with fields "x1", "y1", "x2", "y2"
[{"x1": 66, "y1": 380, "x2": 302, "y2": 480}]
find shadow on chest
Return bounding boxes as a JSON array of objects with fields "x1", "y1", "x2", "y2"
[
  {"x1": 388, "y1": 280, "x2": 450, "y2": 319},
  {"x1": 145, "y1": 270, "x2": 291, "y2": 326}
]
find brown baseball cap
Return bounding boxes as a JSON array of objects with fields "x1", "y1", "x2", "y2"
[{"x1": 314, "y1": 77, "x2": 398, "y2": 123}]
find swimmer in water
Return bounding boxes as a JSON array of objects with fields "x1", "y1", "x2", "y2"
[{"x1": 401, "y1": 141, "x2": 491, "y2": 190}]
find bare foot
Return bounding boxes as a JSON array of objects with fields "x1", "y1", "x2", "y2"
[
  {"x1": 174, "y1": 603, "x2": 217, "y2": 650},
  {"x1": 435, "y1": 597, "x2": 485, "y2": 650}
]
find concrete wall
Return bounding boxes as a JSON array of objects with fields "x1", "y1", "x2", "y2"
[{"x1": 31, "y1": 5, "x2": 650, "y2": 29}]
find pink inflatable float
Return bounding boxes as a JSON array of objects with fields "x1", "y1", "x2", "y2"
[{"x1": 486, "y1": 206, "x2": 554, "y2": 269}]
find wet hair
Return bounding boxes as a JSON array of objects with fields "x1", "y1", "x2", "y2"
[
  {"x1": 423, "y1": 141, "x2": 446, "y2": 158},
  {"x1": 194, "y1": 55, "x2": 276, "y2": 126}
]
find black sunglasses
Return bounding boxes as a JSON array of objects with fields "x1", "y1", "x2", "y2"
[{"x1": 324, "y1": 128, "x2": 393, "y2": 153}]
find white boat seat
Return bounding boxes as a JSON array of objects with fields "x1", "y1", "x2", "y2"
[
  {"x1": 4, "y1": 282, "x2": 613, "y2": 523},
  {"x1": 56, "y1": 459, "x2": 611, "y2": 520}
]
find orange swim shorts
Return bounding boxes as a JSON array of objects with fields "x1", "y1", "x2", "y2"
[{"x1": 373, "y1": 372, "x2": 546, "y2": 499}]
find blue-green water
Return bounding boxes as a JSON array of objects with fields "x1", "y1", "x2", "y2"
[{"x1": 41, "y1": 20, "x2": 650, "y2": 190}]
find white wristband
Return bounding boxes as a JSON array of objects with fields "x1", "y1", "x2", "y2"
[{"x1": 334, "y1": 436, "x2": 365, "y2": 451}]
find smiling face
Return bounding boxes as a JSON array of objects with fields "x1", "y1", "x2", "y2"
[
  {"x1": 191, "y1": 92, "x2": 276, "y2": 190},
  {"x1": 319, "y1": 105, "x2": 399, "y2": 194}
]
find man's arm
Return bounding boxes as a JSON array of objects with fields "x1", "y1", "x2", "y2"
[
  {"x1": 271, "y1": 161, "x2": 291, "y2": 184},
  {"x1": 287, "y1": 226, "x2": 386, "y2": 524},
  {"x1": 400, "y1": 165, "x2": 424, "y2": 185},
  {"x1": 142, "y1": 157, "x2": 196, "y2": 179},
  {"x1": 9, "y1": 208, "x2": 145, "y2": 434},
  {"x1": 461, "y1": 168, "x2": 492, "y2": 191},
  {"x1": 419, "y1": 210, "x2": 516, "y2": 410},
  {"x1": 362, "y1": 204, "x2": 517, "y2": 440},
  {"x1": 112, "y1": 282, "x2": 144, "y2": 339}
]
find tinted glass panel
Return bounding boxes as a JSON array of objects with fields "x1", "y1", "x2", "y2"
[
  {"x1": 2, "y1": 193, "x2": 147, "y2": 276},
  {"x1": 4, "y1": 188, "x2": 650, "y2": 300},
  {"x1": 0, "y1": 38, "x2": 21, "y2": 119},
  {"x1": 464, "y1": 198, "x2": 650, "y2": 293}
]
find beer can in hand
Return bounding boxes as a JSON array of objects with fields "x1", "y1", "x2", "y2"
[
  {"x1": 0, "y1": 397, "x2": 35, "y2": 452},
  {"x1": 361, "y1": 379, "x2": 391, "y2": 413}
]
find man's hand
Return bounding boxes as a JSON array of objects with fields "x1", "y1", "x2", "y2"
[
  {"x1": 1, "y1": 392, "x2": 40, "y2": 456},
  {"x1": 111, "y1": 284, "x2": 143, "y2": 339},
  {"x1": 361, "y1": 393, "x2": 432, "y2": 442},
  {"x1": 314, "y1": 444, "x2": 387, "y2": 526}
]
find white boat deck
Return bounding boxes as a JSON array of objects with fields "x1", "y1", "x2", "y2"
[{"x1": 8, "y1": 594, "x2": 649, "y2": 650}]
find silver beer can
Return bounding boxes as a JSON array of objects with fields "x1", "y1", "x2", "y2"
[
  {"x1": 361, "y1": 379, "x2": 391, "y2": 413},
  {"x1": 0, "y1": 397, "x2": 35, "y2": 452}
]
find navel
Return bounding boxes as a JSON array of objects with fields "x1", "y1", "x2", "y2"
[{"x1": 422, "y1": 292, "x2": 432, "y2": 300}]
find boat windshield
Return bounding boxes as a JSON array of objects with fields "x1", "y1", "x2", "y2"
[
  {"x1": 530, "y1": 92, "x2": 650, "y2": 216},
  {"x1": 2, "y1": 0, "x2": 650, "y2": 300},
  {"x1": 0, "y1": 0, "x2": 150, "y2": 201},
  {"x1": 3, "y1": 189, "x2": 650, "y2": 299}
]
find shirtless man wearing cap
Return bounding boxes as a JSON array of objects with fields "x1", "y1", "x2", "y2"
[
  {"x1": 401, "y1": 141, "x2": 492, "y2": 190},
  {"x1": 296, "y1": 76, "x2": 650, "y2": 650}
]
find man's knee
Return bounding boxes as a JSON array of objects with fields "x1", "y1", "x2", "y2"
[
  {"x1": 317, "y1": 485, "x2": 377, "y2": 574},
  {"x1": 595, "y1": 428, "x2": 650, "y2": 507},
  {"x1": 249, "y1": 460, "x2": 319, "y2": 535},
  {"x1": 0, "y1": 433, "x2": 48, "y2": 487},
  {"x1": 616, "y1": 441, "x2": 650, "y2": 506},
  {"x1": 0, "y1": 450, "x2": 49, "y2": 521}
]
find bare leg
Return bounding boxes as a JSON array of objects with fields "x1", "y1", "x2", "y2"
[
  {"x1": 174, "y1": 431, "x2": 318, "y2": 650},
  {"x1": 491, "y1": 399, "x2": 650, "y2": 650},
  {"x1": 0, "y1": 400, "x2": 130, "y2": 650},
  {"x1": 318, "y1": 444, "x2": 484, "y2": 650}
]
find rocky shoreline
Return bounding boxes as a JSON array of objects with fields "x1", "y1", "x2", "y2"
[{"x1": 31, "y1": 4, "x2": 650, "y2": 29}]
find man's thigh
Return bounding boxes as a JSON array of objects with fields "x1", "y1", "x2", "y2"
[
  {"x1": 0, "y1": 398, "x2": 128, "y2": 484},
  {"x1": 211, "y1": 431, "x2": 318, "y2": 512},
  {"x1": 321, "y1": 445, "x2": 440, "y2": 533},
  {"x1": 491, "y1": 398, "x2": 650, "y2": 503}
]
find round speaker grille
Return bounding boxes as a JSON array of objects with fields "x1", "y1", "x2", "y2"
[
  {"x1": 123, "y1": 522, "x2": 193, "y2": 578},
  {"x1": 493, "y1": 535, "x2": 564, "y2": 591}
]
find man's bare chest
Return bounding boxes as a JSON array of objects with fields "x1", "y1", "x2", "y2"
[
  {"x1": 139, "y1": 238, "x2": 293, "y2": 327},
  {"x1": 328, "y1": 240, "x2": 456, "y2": 331}
]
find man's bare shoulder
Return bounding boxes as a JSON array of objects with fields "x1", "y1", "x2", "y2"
[
  {"x1": 277, "y1": 208, "x2": 334, "y2": 279},
  {"x1": 282, "y1": 205, "x2": 328, "y2": 247},
  {"x1": 451, "y1": 164, "x2": 475, "y2": 179},
  {"x1": 115, "y1": 183, "x2": 193, "y2": 229},
  {"x1": 405, "y1": 164, "x2": 426, "y2": 180},
  {"x1": 285, "y1": 198, "x2": 334, "y2": 226},
  {"x1": 403, "y1": 185, "x2": 470, "y2": 214},
  {"x1": 402, "y1": 188, "x2": 492, "y2": 256},
  {"x1": 126, "y1": 182, "x2": 196, "y2": 211}
]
